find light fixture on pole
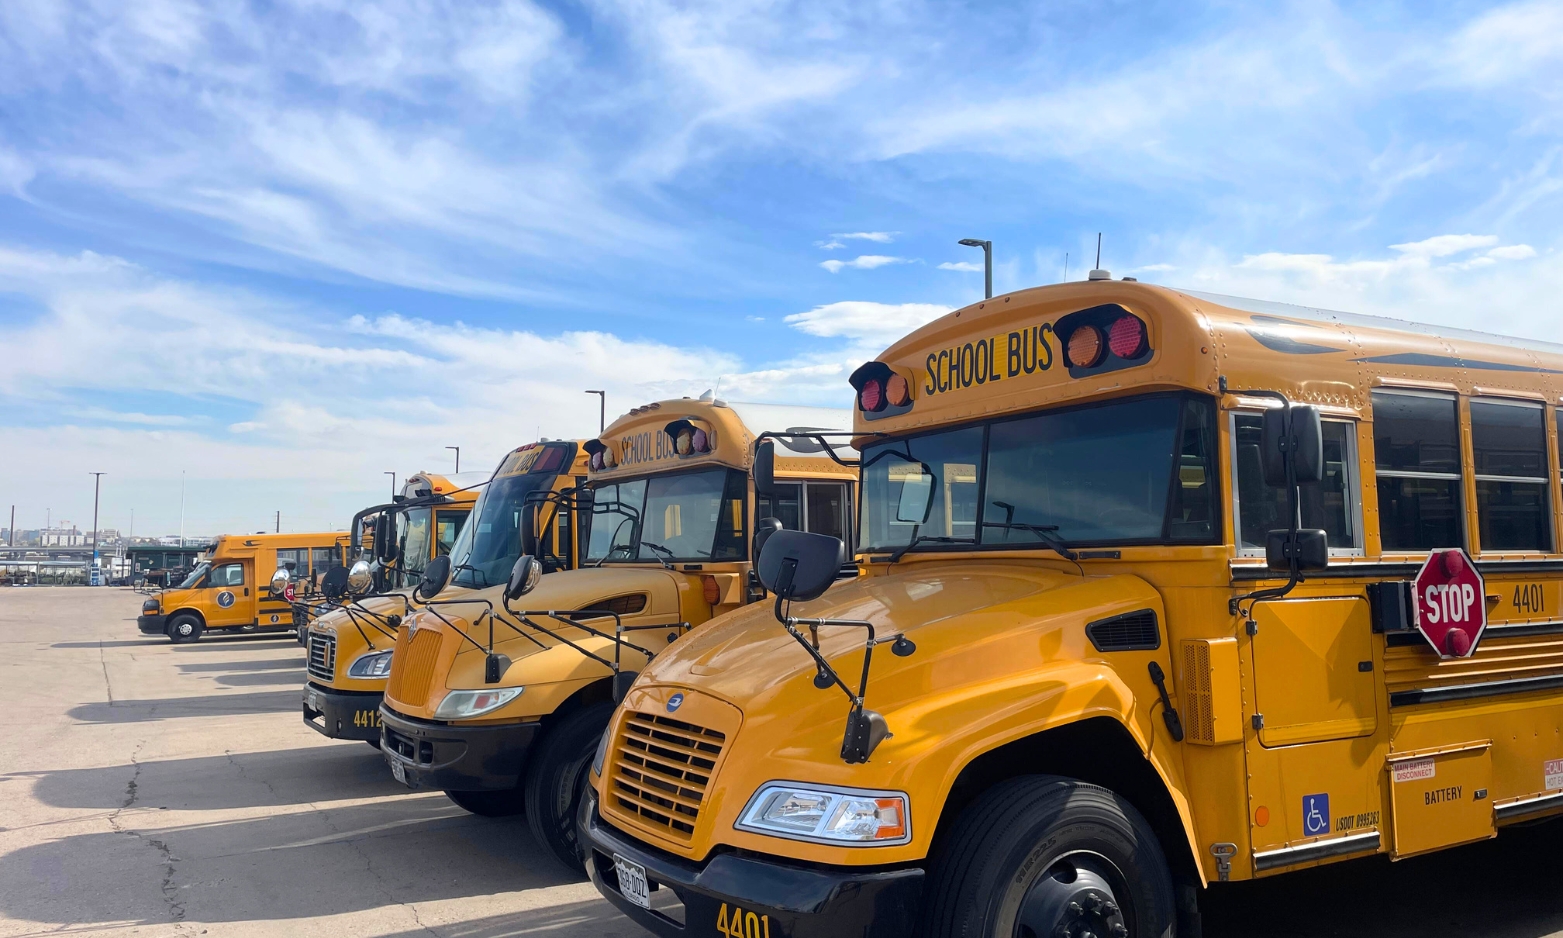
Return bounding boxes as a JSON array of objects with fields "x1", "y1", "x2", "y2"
[
  {"x1": 385, "y1": 471, "x2": 396, "y2": 498},
  {"x1": 585, "y1": 390, "x2": 606, "y2": 434},
  {"x1": 958, "y1": 238, "x2": 993, "y2": 299},
  {"x1": 445, "y1": 446, "x2": 460, "y2": 474},
  {"x1": 89, "y1": 472, "x2": 105, "y2": 584}
]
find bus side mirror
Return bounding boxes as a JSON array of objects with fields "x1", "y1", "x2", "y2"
[
  {"x1": 416, "y1": 554, "x2": 452, "y2": 601},
  {"x1": 1267, "y1": 529, "x2": 1328, "y2": 572},
  {"x1": 347, "y1": 559, "x2": 375, "y2": 596},
  {"x1": 757, "y1": 529, "x2": 847, "y2": 603},
  {"x1": 374, "y1": 513, "x2": 396, "y2": 563},
  {"x1": 506, "y1": 555, "x2": 543, "y2": 601},
  {"x1": 321, "y1": 566, "x2": 349, "y2": 601},
  {"x1": 520, "y1": 503, "x2": 538, "y2": 558},
  {"x1": 753, "y1": 517, "x2": 784, "y2": 561},
  {"x1": 1261, "y1": 404, "x2": 1323, "y2": 486},
  {"x1": 753, "y1": 440, "x2": 776, "y2": 497},
  {"x1": 270, "y1": 567, "x2": 291, "y2": 597}
]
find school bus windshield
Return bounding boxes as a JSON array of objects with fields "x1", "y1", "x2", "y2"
[
  {"x1": 448, "y1": 471, "x2": 562, "y2": 589},
  {"x1": 859, "y1": 392, "x2": 1219, "y2": 552},
  {"x1": 586, "y1": 467, "x2": 747, "y2": 563},
  {"x1": 175, "y1": 562, "x2": 210, "y2": 589}
]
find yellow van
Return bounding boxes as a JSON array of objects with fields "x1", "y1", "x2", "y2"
[
  {"x1": 138, "y1": 532, "x2": 350, "y2": 642},
  {"x1": 302, "y1": 446, "x2": 587, "y2": 744},
  {"x1": 583, "y1": 281, "x2": 1563, "y2": 938},
  {"x1": 379, "y1": 398, "x2": 856, "y2": 870}
]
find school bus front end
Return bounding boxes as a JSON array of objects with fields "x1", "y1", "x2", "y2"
[
  {"x1": 584, "y1": 281, "x2": 1563, "y2": 938},
  {"x1": 378, "y1": 398, "x2": 854, "y2": 871},
  {"x1": 303, "y1": 447, "x2": 582, "y2": 742}
]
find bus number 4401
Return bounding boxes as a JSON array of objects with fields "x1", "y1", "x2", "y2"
[
  {"x1": 716, "y1": 904, "x2": 770, "y2": 938},
  {"x1": 1514, "y1": 583, "x2": 1545, "y2": 614}
]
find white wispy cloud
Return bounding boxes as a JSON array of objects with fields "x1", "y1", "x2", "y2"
[
  {"x1": 937, "y1": 261, "x2": 983, "y2": 272},
  {"x1": 1389, "y1": 234, "x2": 1499, "y2": 257},
  {"x1": 815, "y1": 240, "x2": 845, "y2": 250},
  {"x1": 831, "y1": 231, "x2": 896, "y2": 243},
  {"x1": 820, "y1": 255, "x2": 908, "y2": 273},
  {"x1": 783, "y1": 301, "x2": 950, "y2": 342}
]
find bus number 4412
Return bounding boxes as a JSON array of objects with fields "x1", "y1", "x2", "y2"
[{"x1": 716, "y1": 904, "x2": 770, "y2": 938}]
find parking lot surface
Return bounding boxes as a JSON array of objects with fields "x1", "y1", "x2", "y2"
[{"x1": 3, "y1": 588, "x2": 1563, "y2": 937}]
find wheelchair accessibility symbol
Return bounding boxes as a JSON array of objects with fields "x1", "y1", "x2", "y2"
[{"x1": 1303, "y1": 793, "x2": 1330, "y2": 836}]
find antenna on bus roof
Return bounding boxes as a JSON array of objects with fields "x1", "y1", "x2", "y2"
[{"x1": 1088, "y1": 232, "x2": 1112, "y2": 281}]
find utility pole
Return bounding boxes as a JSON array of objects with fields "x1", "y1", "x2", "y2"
[
  {"x1": 8, "y1": 505, "x2": 13, "y2": 546},
  {"x1": 179, "y1": 471, "x2": 186, "y2": 547},
  {"x1": 585, "y1": 390, "x2": 606, "y2": 434},
  {"x1": 958, "y1": 239, "x2": 993, "y2": 299},
  {"x1": 275, "y1": 510, "x2": 280, "y2": 533},
  {"x1": 89, "y1": 472, "x2": 105, "y2": 584},
  {"x1": 446, "y1": 446, "x2": 460, "y2": 473}
]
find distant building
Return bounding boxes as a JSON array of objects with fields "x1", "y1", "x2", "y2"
[{"x1": 41, "y1": 525, "x2": 87, "y2": 547}]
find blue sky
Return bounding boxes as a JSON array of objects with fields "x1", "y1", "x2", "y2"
[{"x1": 2, "y1": 0, "x2": 1561, "y2": 535}]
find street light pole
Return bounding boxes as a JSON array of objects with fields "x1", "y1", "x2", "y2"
[
  {"x1": 445, "y1": 447, "x2": 460, "y2": 474},
  {"x1": 385, "y1": 471, "x2": 396, "y2": 498},
  {"x1": 89, "y1": 472, "x2": 105, "y2": 584},
  {"x1": 958, "y1": 238, "x2": 993, "y2": 299},
  {"x1": 585, "y1": 390, "x2": 606, "y2": 434}
]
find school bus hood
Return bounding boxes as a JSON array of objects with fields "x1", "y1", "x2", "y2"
[
  {"x1": 611, "y1": 560, "x2": 1167, "y2": 859},
  {"x1": 645, "y1": 560, "x2": 1097, "y2": 695}
]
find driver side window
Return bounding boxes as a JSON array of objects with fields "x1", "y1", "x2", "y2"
[{"x1": 210, "y1": 564, "x2": 245, "y2": 587}]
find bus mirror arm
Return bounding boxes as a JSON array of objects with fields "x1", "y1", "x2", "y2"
[{"x1": 774, "y1": 603, "x2": 916, "y2": 765}]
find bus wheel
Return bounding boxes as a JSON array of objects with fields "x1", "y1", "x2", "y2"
[
  {"x1": 166, "y1": 615, "x2": 204, "y2": 644},
  {"x1": 525, "y1": 700, "x2": 614, "y2": 874},
  {"x1": 921, "y1": 776, "x2": 1174, "y2": 938},
  {"x1": 446, "y1": 788, "x2": 525, "y2": 817}
]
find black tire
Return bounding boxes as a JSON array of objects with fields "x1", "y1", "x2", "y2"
[
  {"x1": 921, "y1": 775, "x2": 1175, "y2": 938},
  {"x1": 446, "y1": 787, "x2": 526, "y2": 817},
  {"x1": 166, "y1": 614, "x2": 204, "y2": 644},
  {"x1": 525, "y1": 700, "x2": 615, "y2": 873}
]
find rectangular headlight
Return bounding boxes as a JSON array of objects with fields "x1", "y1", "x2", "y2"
[
  {"x1": 347, "y1": 650, "x2": 394, "y2": 678},
  {"x1": 433, "y1": 687, "x2": 523, "y2": 720},
  {"x1": 736, "y1": 782, "x2": 910, "y2": 846}
]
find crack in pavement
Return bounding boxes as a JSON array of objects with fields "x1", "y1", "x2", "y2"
[
  {"x1": 106, "y1": 738, "x2": 193, "y2": 935},
  {"x1": 313, "y1": 798, "x2": 443, "y2": 938}
]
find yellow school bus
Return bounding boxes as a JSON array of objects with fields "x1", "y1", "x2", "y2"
[
  {"x1": 582, "y1": 280, "x2": 1563, "y2": 938},
  {"x1": 380, "y1": 398, "x2": 856, "y2": 871},
  {"x1": 302, "y1": 447, "x2": 585, "y2": 744},
  {"x1": 138, "y1": 531, "x2": 350, "y2": 642}
]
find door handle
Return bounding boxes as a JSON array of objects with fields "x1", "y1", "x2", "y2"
[{"x1": 244, "y1": 588, "x2": 250, "y2": 596}]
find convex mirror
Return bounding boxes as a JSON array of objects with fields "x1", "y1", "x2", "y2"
[
  {"x1": 506, "y1": 555, "x2": 543, "y2": 601},
  {"x1": 756, "y1": 529, "x2": 847, "y2": 603},
  {"x1": 416, "y1": 554, "x2": 451, "y2": 602},
  {"x1": 270, "y1": 566, "x2": 291, "y2": 597},
  {"x1": 347, "y1": 559, "x2": 375, "y2": 595},
  {"x1": 320, "y1": 566, "x2": 349, "y2": 601}
]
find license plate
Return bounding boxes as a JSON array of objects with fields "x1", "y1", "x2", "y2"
[
  {"x1": 306, "y1": 689, "x2": 322, "y2": 711},
  {"x1": 390, "y1": 760, "x2": 408, "y2": 785},
  {"x1": 613, "y1": 855, "x2": 651, "y2": 909}
]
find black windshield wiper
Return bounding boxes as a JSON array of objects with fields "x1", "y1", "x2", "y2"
[
  {"x1": 980, "y1": 521, "x2": 1079, "y2": 561},
  {"x1": 887, "y1": 535, "x2": 973, "y2": 565},
  {"x1": 637, "y1": 541, "x2": 676, "y2": 570},
  {"x1": 452, "y1": 563, "x2": 490, "y2": 588}
]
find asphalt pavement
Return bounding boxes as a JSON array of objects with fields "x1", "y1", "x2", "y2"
[{"x1": 3, "y1": 587, "x2": 1562, "y2": 937}]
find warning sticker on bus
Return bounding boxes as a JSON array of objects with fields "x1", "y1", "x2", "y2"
[
  {"x1": 1393, "y1": 757, "x2": 1436, "y2": 784},
  {"x1": 1545, "y1": 758, "x2": 1563, "y2": 792}
]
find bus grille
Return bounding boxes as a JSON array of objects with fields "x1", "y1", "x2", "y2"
[
  {"x1": 307, "y1": 633, "x2": 336, "y2": 681},
  {"x1": 610, "y1": 711, "x2": 726, "y2": 841},
  {"x1": 386, "y1": 627, "x2": 442, "y2": 708}
]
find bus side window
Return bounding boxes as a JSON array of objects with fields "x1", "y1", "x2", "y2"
[
  {"x1": 211, "y1": 564, "x2": 245, "y2": 587},
  {"x1": 1234, "y1": 413, "x2": 1360, "y2": 553},
  {"x1": 759, "y1": 484, "x2": 802, "y2": 531},
  {"x1": 1167, "y1": 398, "x2": 1216, "y2": 540},
  {"x1": 1471, "y1": 399, "x2": 1552, "y2": 552},
  {"x1": 311, "y1": 547, "x2": 340, "y2": 576},
  {"x1": 805, "y1": 483, "x2": 849, "y2": 542},
  {"x1": 1372, "y1": 391, "x2": 1463, "y2": 551}
]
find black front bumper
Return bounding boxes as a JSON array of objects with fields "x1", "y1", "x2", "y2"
[
  {"x1": 379, "y1": 704, "x2": 540, "y2": 791},
  {"x1": 580, "y1": 788, "x2": 925, "y2": 938},
  {"x1": 137, "y1": 614, "x2": 167, "y2": 635},
  {"x1": 303, "y1": 683, "x2": 384, "y2": 741}
]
